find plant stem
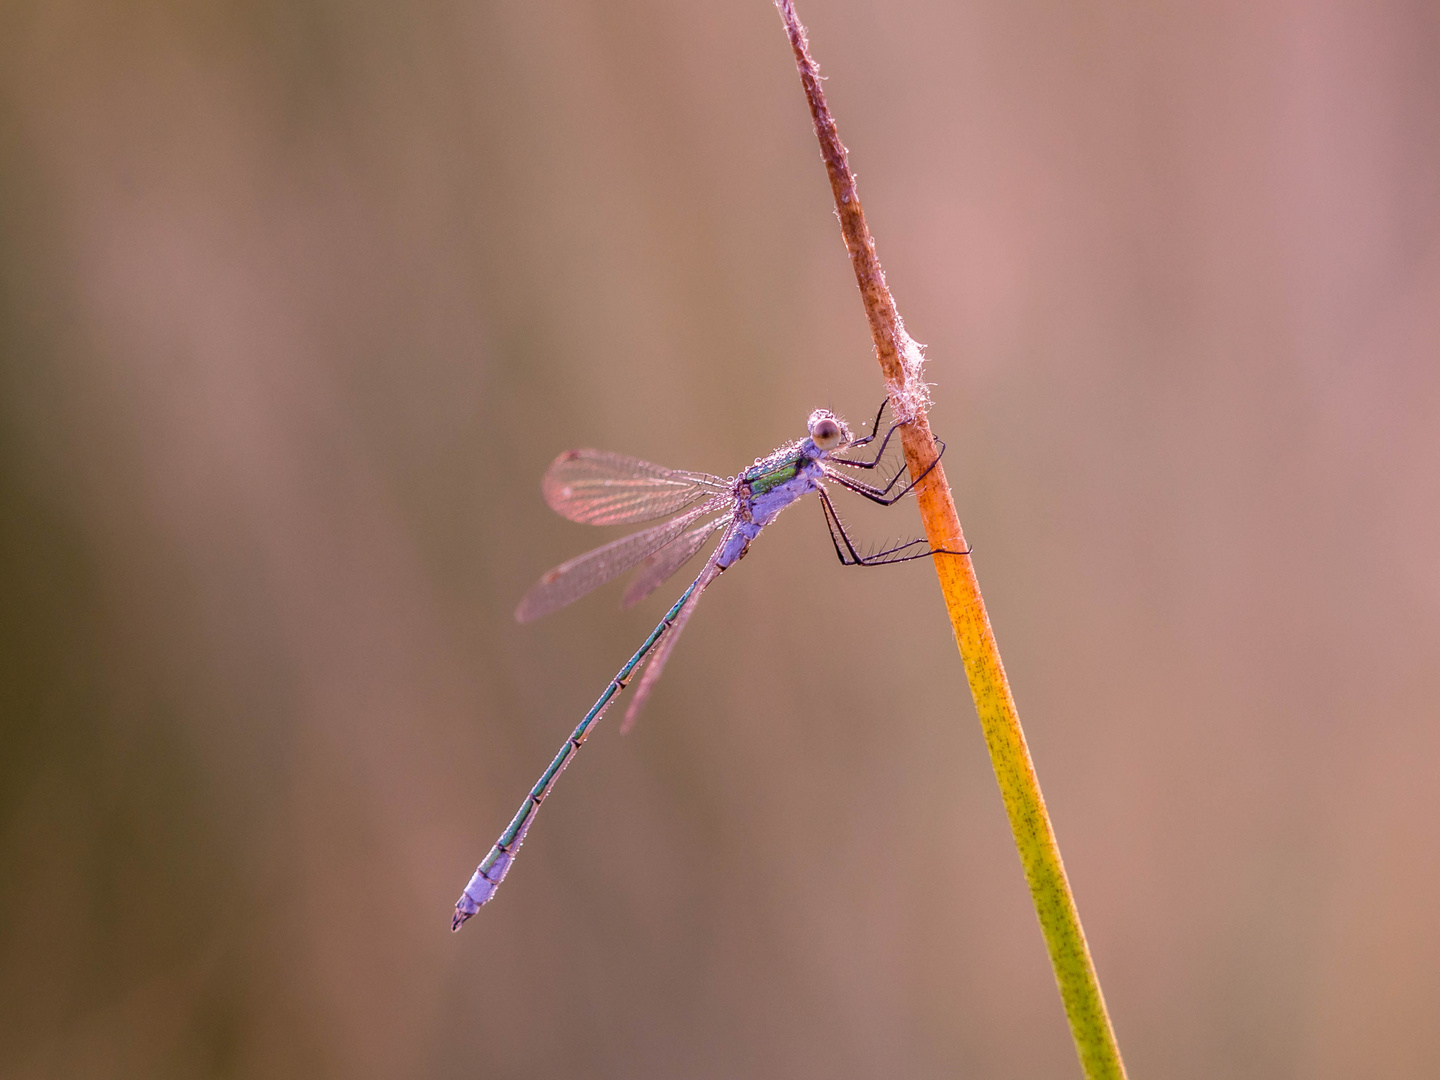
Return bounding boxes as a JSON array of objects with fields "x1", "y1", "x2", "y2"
[{"x1": 772, "y1": 3, "x2": 1127, "y2": 1077}]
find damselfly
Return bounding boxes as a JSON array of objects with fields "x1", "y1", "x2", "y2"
[{"x1": 453, "y1": 399, "x2": 962, "y2": 929}]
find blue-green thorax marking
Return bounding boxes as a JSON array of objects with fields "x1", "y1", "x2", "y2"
[{"x1": 741, "y1": 448, "x2": 805, "y2": 496}]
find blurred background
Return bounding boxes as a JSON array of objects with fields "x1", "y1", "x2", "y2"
[{"x1": 2, "y1": 0, "x2": 1438, "y2": 1076}]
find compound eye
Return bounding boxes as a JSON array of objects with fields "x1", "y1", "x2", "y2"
[{"x1": 810, "y1": 416, "x2": 844, "y2": 450}]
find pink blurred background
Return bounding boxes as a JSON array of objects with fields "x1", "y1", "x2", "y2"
[{"x1": 3, "y1": 1, "x2": 1439, "y2": 1076}]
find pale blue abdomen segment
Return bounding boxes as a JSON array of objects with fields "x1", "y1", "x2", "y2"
[{"x1": 457, "y1": 847, "x2": 512, "y2": 915}]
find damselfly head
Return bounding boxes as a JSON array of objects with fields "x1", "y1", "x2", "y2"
[{"x1": 807, "y1": 409, "x2": 850, "y2": 452}]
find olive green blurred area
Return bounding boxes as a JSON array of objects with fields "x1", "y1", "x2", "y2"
[{"x1": 3, "y1": 0, "x2": 1440, "y2": 1076}]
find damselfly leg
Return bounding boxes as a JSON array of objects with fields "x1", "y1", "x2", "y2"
[
  {"x1": 823, "y1": 437, "x2": 948, "y2": 506},
  {"x1": 816, "y1": 486, "x2": 970, "y2": 567}
]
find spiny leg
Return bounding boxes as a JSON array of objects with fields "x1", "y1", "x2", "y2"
[
  {"x1": 841, "y1": 396, "x2": 891, "y2": 452},
  {"x1": 830, "y1": 422, "x2": 906, "y2": 472},
  {"x1": 830, "y1": 399, "x2": 912, "y2": 473},
  {"x1": 817, "y1": 487, "x2": 969, "y2": 566},
  {"x1": 821, "y1": 438, "x2": 949, "y2": 506}
]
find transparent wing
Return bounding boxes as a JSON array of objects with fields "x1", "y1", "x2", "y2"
[
  {"x1": 542, "y1": 449, "x2": 729, "y2": 526},
  {"x1": 620, "y1": 515, "x2": 728, "y2": 610},
  {"x1": 619, "y1": 546, "x2": 725, "y2": 734},
  {"x1": 515, "y1": 497, "x2": 731, "y2": 623}
]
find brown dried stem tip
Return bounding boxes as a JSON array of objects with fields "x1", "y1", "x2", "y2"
[{"x1": 772, "y1": 2, "x2": 1128, "y2": 1078}]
